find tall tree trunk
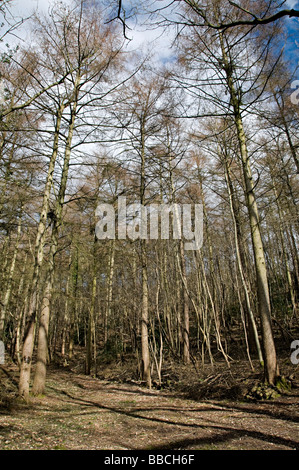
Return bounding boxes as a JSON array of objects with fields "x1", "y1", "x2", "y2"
[
  {"x1": 140, "y1": 120, "x2": 151, "y2": 388},
  {"x1": 179, "y1": 240, "x2": 190, "y2": 364},
  {"x1": 270, "y1": 170, "x2": 297, "y2": 316},
  {"x1": 0, "y1": 218, "x2": 21, "y2": 338},
  {"x1": 273, "y1": 92, "x2": 299, "y2": 174},
  {"x1": 19, "y1": 103, "x2": 65, "y2": 400},
  {"x1": 14, "y1": 253, "x2": 28, "y2": 366},
  {"x1": 69, "y1": 245, "x2": 79, "y2": 360},
  {"x1": 104, "y1": 239, "x2": 115, "y2": 347},
  {"x1": 31, "y1": 273, "x2": 52, "y2": 395},
  {"x1": 32, "y1": 82, "x2": 80, "y2": 396},
  {"x1": 223, "y1": 153, "x2": 263, "y2": 366},
  {"x1": 141, "y1": 239, "x2": 151, "y2": 387},
  {"x1": 219, "y1": 33, "x2": 278, "y2": 384},
  {"x1": 61, "y1": 267, "x2": 71, "y2": 358},
  {"x1": 166, "y1": 139, "x2": 190, "y2": 363},
  {"x1": 85, "y1": 263, "x2": 97, "y2": 376}
]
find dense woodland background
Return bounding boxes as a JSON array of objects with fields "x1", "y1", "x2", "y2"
[{"x1": 0, "y1": 0, "x2": 298, "y2": 401}]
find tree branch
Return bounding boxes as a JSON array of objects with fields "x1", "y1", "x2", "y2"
[
  {"x1": 183, "y1": 2, "x2": 299, "y2": 30},
  {"x1": 213, "y1": 9, "x2": 299, "y2": 30},
  {"x1": 0, "y1": 71, "x2": 76, "y2": 119},
  {"x1": 105, "y1": 0, "x2": 132, "y2": 40}
]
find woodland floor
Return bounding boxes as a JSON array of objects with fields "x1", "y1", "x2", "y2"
[{"x1": 0, "y1": 351, "x2": 298, "y2": 451}]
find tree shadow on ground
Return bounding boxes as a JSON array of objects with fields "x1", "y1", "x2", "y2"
[
  {"x1": 208, "y1": 399, "x2": 299, "y2": 423},
  {"x1": 55, "y1": 388, "x2": 299, "y2": 450}
]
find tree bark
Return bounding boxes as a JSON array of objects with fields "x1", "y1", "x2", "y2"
[
  {"x1": 140, "y1": 118, "x2": 151, "y2": 388},
  {"x1": 0, "y1": 218, "x2": 21, "y2": 338},
  {"x1": 104, "y1": 240, "x2": 115, "y2": 347},
  {"x1": 223, "y1": 152, "x2": 263, "y2": 366},
  {"x1": 19, "y1": 103, "x2": 65, "y2": 400},
  {"x1": 32, "y1": 78, "x2": 80, "y2": 395},
  {"x1": 219, "y1": 33, "x2": 278, "y2": 384}
]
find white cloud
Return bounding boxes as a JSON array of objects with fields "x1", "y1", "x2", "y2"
[
  {"x1": 127, "y1": 26, "x2": 175, "y2": 63},
  {"x1": 8, "y1": 0, "x2": 54, "y2": 18},
  {"x1": 286, "y1": 0, "x2": 299, "y2": 8},
  {"x1": 1, "y1": 0, "x2": 72, "y2": 45},
  {"x1": 3, "y1": 0, "x2": 174, "y2": 64},
  {"x1": 0, "y1": 0, "x2": 173, "y2": 62}
]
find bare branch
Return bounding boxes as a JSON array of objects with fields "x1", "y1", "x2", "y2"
[
  {"x1": 211, "y1": 8, "x2": 299, "y2": 30},
  {"x1": 0, "y1": 71, "x2": 76, "y2": 119},
  {"x1": 180, "y1": 2, "x2": 299, "y2": 29},
  {"x1": 105, "y1": 0, "x2": 132, "y2": 40}
]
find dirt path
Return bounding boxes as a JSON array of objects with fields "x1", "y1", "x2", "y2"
[{"x1": 0, "y1": 367, "x2": 298, "y2": 450}]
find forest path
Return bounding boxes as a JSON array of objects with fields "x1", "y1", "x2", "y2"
[{"x1": 0, "y1": 366, "x2": 298, "y2": 450}]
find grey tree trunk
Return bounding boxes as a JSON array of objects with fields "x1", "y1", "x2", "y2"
[
  {"x1": 19, "y1": 103, "x2": 65, "y2": 400},
  {"x1": 0, "y1": 218, "x2": 21, "y2": 338},
  {"x1": 219, "y1": 33, "x2": 279, "y2": 384},
  {"x1": 104, "y1": 240, "x2": 115, "y2": 347},
  {"x1": 223, "y1": 152, "x2": 263, "y2": 366},
  {"x1": 140, "y1": 119, "x2": 151, "y2": 388},
  {"x1": 32, "y1": 82, "x2": 79, "y2": 396}
]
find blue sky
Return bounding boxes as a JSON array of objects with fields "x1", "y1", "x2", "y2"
[
  {"x1": 285, "y1": 17, "x2": 299, "y2": 64},
  {"x1": 279, "y1": 1, "x2": 299, "y2": 74}
]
